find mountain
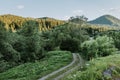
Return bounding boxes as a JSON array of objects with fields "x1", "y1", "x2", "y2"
[
  {"x1": 88, "y1": 15, "x2": 120, "y2": 26},
  {"x1": 0, "y1": 14, "x2": 65, "y2": 31},
  {"x1": 38, "y1": 17, "x2": 59, "y2": 20}
]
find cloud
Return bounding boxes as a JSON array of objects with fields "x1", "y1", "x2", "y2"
[
  {"x1": 62, "y1": 16, "x2": 70, "y2": 20},
  {"x1": 73, "y1": 10, "x2": 83, "y2": 15},
  {"x1": 101, "y1": 9, "x2": 105, "y2": 11},
  {"x1": 61, "y1": 10, "x2": 84, "y2": 20},
  {"x1": 101, "y1": 9, "x2": 105, "y2": 12},
  {"x1": 99, "y1": 8, "x2": 120, "y2": 14},
  {"x1": 108, "y1": 8, "x2": 120, "y2": 12},
  {"x1": 17, "y1": 5, "x2": 24, "y2": 9}
]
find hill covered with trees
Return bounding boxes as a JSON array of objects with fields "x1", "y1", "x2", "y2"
[
  {"x1": 0, "y1": 14, "x2": 65, "y2": 32},
  {"x1": 0, "y1": 14, "x2": 120, "y2": 80}
]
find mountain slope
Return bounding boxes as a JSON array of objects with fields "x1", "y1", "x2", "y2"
[
  {"x1": 0, "y1": 14, "x2": 65, "y2": 31},
  {"x1": 89, "y1": 15, "x2": 120, "y2": 26}
]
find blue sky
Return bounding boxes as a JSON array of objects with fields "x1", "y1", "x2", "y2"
[{"x1": 0, "y1": 0, "x2": 120, "y2": 20}]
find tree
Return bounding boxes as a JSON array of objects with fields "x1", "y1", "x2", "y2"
[
  {"x1": 0, "y1": 21, "x2": 6, "y2": 43},
  {"x1": 20, "y1": 20, "x2": 39, "y2": 36},
  {"x1": 60, "y1": 38, "x2": 79, "y2": 52},
  {"x1": 42, "y1": 23, "x2": 89, "y2": 52},
  {"x1": 0, "y1": 21, "x2": 21, "y2": 72},
  {"x1": 69, "y1": 15, "x2": 88, "y2": 24},
  {"x1": 108, "y1": 31, "x2": 120, "y2": 50},
  {"x1": 80, "y1": 36, "x2": 117, "y2": 60},
  {"x1": 19, "y1": 20, "x2": 44, "y2": 62}
]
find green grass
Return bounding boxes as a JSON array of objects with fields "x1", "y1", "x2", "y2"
[
  {"x1": 0, "y1": 51, "x2": 72, "y2": 80},
  {"x1": 64, "y1": 53, "x2": 120, "y2": 80},
  {"x1": 46, "y1": 54, "x2": 80, "y2": 80}
]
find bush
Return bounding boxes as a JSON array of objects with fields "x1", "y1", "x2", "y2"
[
  {"x1": 80, "y1": 36, "x2": 117, "y2": 60},
  {"x1": 99, "y1": 31, "x2": 120, "y2": 50},
  {"x1": 0, "y1": 20, "x2": 46, "y2": 72},
  {"x1": 60, "y1": 38, "x2": 79, "y2": 52},
  {"x1": 0, "y1": 51, "x2": 72, "y2": 80},
  {"x1": 66, "y1": 54, "x2": 120, "y2": 80},
  {"x1": 0, "y1": 60, "x2": 10, "y2": 72},
  {"x1": 109, "y1": 31, "x2": 120, "y2": 50},
  {"x1": 42, "y1": 23, "x2": 89, "y2": 52},
  {"x1": 18, "y1": 20, "x2": 45, "y2": 62}
]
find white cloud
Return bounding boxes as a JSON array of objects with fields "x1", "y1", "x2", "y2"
[
  {"x1": 101, "y1": 9, "x2": 105, "y2": 11},
  {"x1": 108, "y1": 8, "x2": 120, "y2": 12},
  {"x1": 17, "y1": 5, "x2": 24, "y2": 9},
  {"x1": 62, "y1": 16, "x2": 70, "y2": 20},
  {"x1": 98, "y1": 9, "x2": 105, "y2": 13},
  {"x1": 73, "y1": 10, "x2": 83, "y2": 15},
  {"x1": 99, "y1": 8, "x2": 120, "y2": 14},
  {"x1": 61, "y1": 10, "x2": 84, "y2": 20}
]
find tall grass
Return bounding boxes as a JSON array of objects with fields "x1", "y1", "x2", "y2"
[
  {"x1": 65, "y1": 53, "x2": 120, "y2": 80},
  {"x1": 0, "y1": 51, "x2": 72, "y2": 80}
]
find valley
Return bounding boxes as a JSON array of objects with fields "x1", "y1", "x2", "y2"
[{"x1": 0, "y1": 13, "x2": 120, "y2": 80}]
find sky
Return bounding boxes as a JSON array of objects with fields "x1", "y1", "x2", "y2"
[{"x1": 0, "y1": 0, "x2": 120, "y2": 20}]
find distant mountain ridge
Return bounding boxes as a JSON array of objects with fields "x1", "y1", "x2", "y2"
[{"x1": 88, "y1": 15, "x2": 120, "y2": 26}]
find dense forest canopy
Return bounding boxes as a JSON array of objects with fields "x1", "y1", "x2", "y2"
[
  {"x1": 0, "y1": 14, "x2": 65, "y2": 32},
  {"x1": 0, "y1": 17, "x2": 90, "y2": 72}
]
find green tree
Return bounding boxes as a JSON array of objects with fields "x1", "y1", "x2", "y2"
[
  {"x1": 60, "y1": 38, "x2": 79, "y2": 52},
  {"x1": 20, "y1": 20, "x2": 44, "y2": 62},
  {"x1": 108, "y1": 31, "x2": 120, "y2": 50},
  {"x1": 81, "y1": 36, "x2": 117, "y2": 60},
  {"x1": 0, "y1": 21, "x2": 21, "y2": 72},
  {"x1": 69, "y1": 15, "x2": 88, "y2": 24},
  {"x1": 42, "y1": 23, "x2": 89, "y2": 52}
]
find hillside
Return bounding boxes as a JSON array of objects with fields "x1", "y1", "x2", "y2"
[
  {"x1": 64, "y1": 53, "x2": 120, "y2": 80},
  {"x1": 89, "y1": 15, "x2": 120, "y2": 26},
  {"x1": 0, "y1": 14, "x2": 65, "y2": 31}
]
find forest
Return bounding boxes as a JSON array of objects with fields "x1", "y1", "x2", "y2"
[{"x1": 0, "y1": 14, "x2": 120, "y2": 80}]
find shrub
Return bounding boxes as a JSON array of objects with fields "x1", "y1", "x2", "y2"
[
  {"x1": 80, "y1": 36, "x2": 117, "y2": 60},
  {"x1": 18, "y1": 20, "x2": 45, "y2": 62},
  {"x1": 0, "y1": 60, "x2": 10, "y2": 72},
  {"x1": 42, "y1": 23, "x2": 89, "y2": 52},
  {"x1": 109, "y1": 31, "x2": 120, "y2": 50},
  {"x1": 66, "y1": 54, "x2": 120, "y2": 80},
  {"x1": 60, "y1": 38, "x2": 79, "y2": 52}
]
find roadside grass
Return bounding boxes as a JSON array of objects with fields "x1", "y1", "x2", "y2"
[
  {"x1": 64, "y1": 52, "x2": 120, "y2": 80},
  {"x1": 46, "y1": 54, "x2": 80, "y2": 80},
  {"x1": 60, "y1": 54, "x2": 84, "y2": 80},
  {"x1": 0, "y1": 51, "x2": 72, "y2": 80}
]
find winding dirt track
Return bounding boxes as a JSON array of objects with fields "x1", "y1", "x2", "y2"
[{"x1": 38, "y1": 53, "x2": 82, "y2": 80}]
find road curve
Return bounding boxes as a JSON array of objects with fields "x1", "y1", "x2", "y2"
[
  {"x1": 38, "y1": 53, "x2": 79, "y2": 80},
  {"x1": 53, "y1": 54, "x2": 82, "y2": 80}
]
